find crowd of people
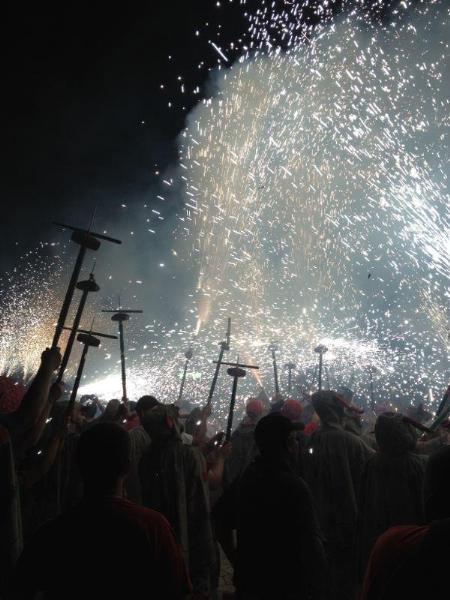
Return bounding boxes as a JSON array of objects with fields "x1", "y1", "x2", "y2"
[{"x1": 1, "y1": 345, "x2": 450, "y2": 599}]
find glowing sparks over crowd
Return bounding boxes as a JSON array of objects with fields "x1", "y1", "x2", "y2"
[
  {"x1": 2, "y1": 1, "x2": 450, "y2": 421},
  {"x1": 175, "y1": 0, "x2": 450, "y2": 409}
]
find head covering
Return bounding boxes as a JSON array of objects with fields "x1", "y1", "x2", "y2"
[
  {"x1": 311, "y1": 391, "x2": 345, "y2": 427},
  {"x1": 246, "y1": 398, "x2": 264, "y2": 420},
  {"x1": 136, "y1": 395, "x2": 159, "y2": 416},
  {"x1": 375, "y1": 412, "x2": 417, "y2": 455},
  {"x1": 254, "y1": 413, "x2": 295, "y2": 457},
  {"x1": 336, "y1": 386, "x2": 354, "y2": 402},
  {"x1": 280, "y1": 399, "x2": 303, "y2": 423},
  {"x1": 0, "y1": 376, "x2": 25, "y2": 414},
  {"x1": 141, "y1": 404, "x2": 180, "y2": 443},
  {"x1": 374, "y1": 402, "x2": 391, "y2": 415},
  {"x1": 184, "y1": 407, "x2": 203, "y2": 435}
]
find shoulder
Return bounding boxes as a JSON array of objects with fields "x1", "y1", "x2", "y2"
[
  {"x1": 109, "y1": 498, "x2": 173, "y2": 533},
  {"x1": 372, "y1": 525, "x2": 428, "y2": 562},
  {"x1": 345, "y1": 431, "x2": 375, "y2": 455}
]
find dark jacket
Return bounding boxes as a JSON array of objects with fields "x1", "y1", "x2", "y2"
[{"x1": 235, "y1": 455, "x2": 328, "y2": 600}]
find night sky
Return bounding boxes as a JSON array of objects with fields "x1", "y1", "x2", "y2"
[
  {"x1": 1, "y1": 0, "x2": 397, "y2": 271},
  {"x1": 1, "y1": 2, "x2": 248, "y2": 269}
]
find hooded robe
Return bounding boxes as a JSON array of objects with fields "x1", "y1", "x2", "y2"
[
  {"x1": 357, "y1": 412, "x2": 426, "y2": 577},
  {"x1": 139, "y1": 406, "x2": 215, "y2": 596},
  {"x1": 304, "y1": 391, "x2": 374, "y2": 600}
]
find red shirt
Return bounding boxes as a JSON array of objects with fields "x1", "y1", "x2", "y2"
[
  {"x1": 11, "y1": 496, "x2": 191, "y2": 599},
  {"x1": 360, "y1": 525, "x2": 428, "y2": 600}
]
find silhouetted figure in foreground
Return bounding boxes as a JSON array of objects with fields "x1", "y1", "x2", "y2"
[
  {"x1": 358, "y1": 412, "x2": 426, "y2": 577},
  {"x1": 224, "y1": 397, "x2": 264, "y2": 486},
  {"x1": 234, "y1": 413, "x2": 328, "y2": 600},
  {"x1": 304, "y1": 391, "x2": 374, "y2": 600},
  {"x1": 8, "y1": 422, "x2": 190, "y2": 600},
  {"x1": 126, "y1": 394, "x2": 157, "y2": 502},
  {"x1": 140, "y1": 404, "x2": 215, "y2": 598},
  {"x1": 361, "y1": 445, "x2": 450, "y2": 600}
]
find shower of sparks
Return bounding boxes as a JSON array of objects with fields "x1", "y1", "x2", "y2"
[
  {"x1": 172, "y1": 0, "x2": 450, "y2": 416},
  {"x1": 2, "y1": 1, "x2": 450, "y2": 428},
  {"x1": 0, "y1": 245, "x2": 65, "y2": 380}
]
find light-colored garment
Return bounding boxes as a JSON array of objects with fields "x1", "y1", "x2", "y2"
[
  {"x1": 304, "y1": 395, "x2": 374, "y2": 600},
  {"x1": 140, "y1": 438, "x2": 215, "y2": 596},
  {"x1": 224, "y1": 420, "x2": 258, "y2": 487},
  {"x1": 126, "y1": 425, "x2": 151, "y2": 503},
  {"x1": 358, "y1": 414, "x2": 426, "y2": 576}
]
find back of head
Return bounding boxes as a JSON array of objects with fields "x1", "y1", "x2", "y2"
[
  {"x1": 280, "y1": 398, "x2": 303, "y2": 423},
  {"x1": 184, "y1": 407, "x2": 203, "y2": 435},
  {"x1": 375, "y1": 412, "x2": 417, "y2": 455},
  {"x1": 100, "y1": 399, "x2": 122, "y2": 422},
  {"x1": 424, "y1": 446, "x2": 450, "y2": 521},
  {"x1": 246, "y1": 398, "x2": 264, "y2": 421},
  {"x1": 311, "y1": 390, "x2": 344, "y2": 427},
  {"x1": 0, "y1": 375, "x2": 25, "y2": 414},
  {"x1": 336, "y1": 386, "x2": 354, "y2": 403},
  {"x1": 255, "y1": 413, "x2": 293, "y2": 459},
  {"x1": 76, "y1": 422, "x2": 130, "y2": 494},
  {"x1": 136, "y1": 395, "x2": 159, "y2": 418},
  {"x1": 141, "y1": 404, "x2": 179, "y2": 443}
]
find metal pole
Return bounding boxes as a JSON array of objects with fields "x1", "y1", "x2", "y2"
[
  {"x1": 177, "y1": 359, "x2": 189, "y2": 406},
  {"x1": 369, "y1": 368, "x2": 375, "y2": 411},
  {"x1": 177, "y1": 348, "x2": 193, "y2": 406},
  {"x1": 56, "y1": 275, "x2": 99, "y2": 383},
  {"x1": 207, "y1": 345, "x2": 225, "y2": 406},
  {"x1": 119, "y1": 320, "x2": 127, "y2": 402},
  {"x1": 52, "y1": 246, "x2": 86, "y2": 348},
  {"x1": 226, "y1": 374, "x2": 240, "y2": 441},
  {"x1": 318, "y1": 352, "x2": 323, "y2": 391},
  {"x1": 67, "y1": 343, "x2": 89, "y2": 414},
  {"x1": 206, "y1": 318, "x2": 231, "y2": 407},
  {"x1": 269, "y1": 344, "x2": 280, "y2": 397},
  {"x1": 273, "y1": 350, "x2": 280, "y2": 397}
]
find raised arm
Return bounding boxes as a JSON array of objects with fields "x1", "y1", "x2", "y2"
[{"x1": 13, "y1": 348, "x2": 61, "y2": 438}]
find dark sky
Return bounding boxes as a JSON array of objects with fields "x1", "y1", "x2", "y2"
[
  {"x1": 0, "y1": 2, "x2": 252, "y2": 269},
  {"x1": 1, "y1": 0, "x2": 398, "y2": 271}
]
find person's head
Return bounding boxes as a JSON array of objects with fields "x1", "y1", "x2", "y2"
[
  {"x1": 246, "y1": 398, "x2": 264, "y2": 422},
  {"x1": 136, "y1": 395, "x2": 160, "y2": 422},
  {"x1": 375, "y1": 412, "x2": 417, "y2": 455},
  {"x1": 424, "y1": 446, "x2": 450, "y2": 521},
  {"x1": 311, "y1": 391, "x2": 345, "y2": 427},
  {"x1": 337, "y1": 386, "x2": 354, "y2": 403},
  {"x1": 76, "y1": 422, "x2": 130, "y2": 496},
  {"x1": 280, "y1": 399, "x2": 303, "y2": 423},
  {"x1": 312, "y1": 390, "x2": 362, "y2": 428},
  {"x1": 184, "y1": 407, "x2": 203, "y2": 435},
  {"x1": 79, "y1": 398, "x2": 97, "y2": 421},
  {"x1": 0, "y1": 375, "x2": 25, "y2": 414},
  {"x1": 141, "y1": 404, "x2": 180, "y2": 443},
  {"x1": 100, "y1": 399, "x2": 122, "y2": 422},
  {"x1": 254, "y1": 413, "x2": 298, "y2": 461}
]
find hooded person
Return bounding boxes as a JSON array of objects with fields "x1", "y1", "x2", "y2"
[
  {"x1": 234, "y1": 413, "x2": 328, "y2": 600},
  {"x1": 357, "y1": 412, "x2": 426, "y2": 578},
  {"x1": 281, "y1": 399, "x2": 307, "y2": 477},
  {"x1": 125, "y1": 395, "x2": 158, "y2": 503},
  {"x1": 304, "y1": 390, "x2": 374, "y2": 600},
  {"x1": 224, "y1": 398, "x2": 264, "y2": 487},
  {"x1": 361, "y1": 445, "x2": 450, "y2": 600},
  {"x1": 139, "y1": 404, "x2": 215, "y2": 598}
]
